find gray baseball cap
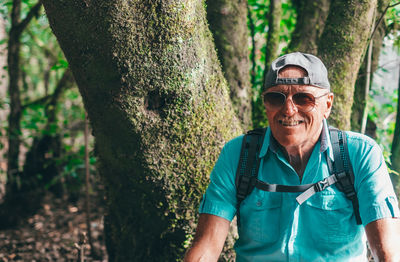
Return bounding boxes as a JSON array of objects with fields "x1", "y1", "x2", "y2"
[{"x1": 264, "y1": 52, "x2": 330, "y2": 91}]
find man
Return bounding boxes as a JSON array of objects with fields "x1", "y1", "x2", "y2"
[{"x1": 185, "y1": 52, "x2": 400, "y2": 261}]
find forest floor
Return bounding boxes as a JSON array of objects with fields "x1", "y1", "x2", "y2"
[{"x1": 0, "y1": 192, "x2": 107, "y2": 261}]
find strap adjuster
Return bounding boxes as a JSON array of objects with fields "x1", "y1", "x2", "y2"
[
  {"x1": 314, "y1": 177, "x2": 330, "y2": 192},
  {"x1": 237, "y1": 176, "x2": 256, "y2": 200}
]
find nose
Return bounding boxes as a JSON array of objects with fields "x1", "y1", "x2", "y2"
[{"x1": 281, "y1": 96, "x2": 298, "y2": 116}]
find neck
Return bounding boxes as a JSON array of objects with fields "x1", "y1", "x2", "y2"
[
  {"x1": 279, "y1": 130, "x2": 322, "y2": 180},
  {"x1": 281, "y1": 145, "x2": 314, "y2": 180}
]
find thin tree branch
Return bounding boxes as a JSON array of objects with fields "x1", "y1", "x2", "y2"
[
  {"x1": 21, "y1": 68, "x2": 74, "y2": 110},
  {"x1": 15, "y1": 2, "x2": 42, "y2": 36},
  {"x1": 360, "y1": 38, "x2": 373, "y2": 134},
  {"x1": 47, "y1": 68, "x2": 74, "y2": 108},
  {"x1": 389, "y1": 2, "x2": 400, "y2": 8},
  {"x1": 247, "y1": 2, "x2": 256, "y2": 87},
  {"x1": 27, "y1": 29, "x2": 58, "y2": 62},
  {"x1": 84, "y1": 111, "x2": 95, "y2": 258},
  {"x1": 21, "y1": 94, "x2": 52, "y2": 109},
  {"x1": 10, "y1": 0, "x2": 21, "y2": 27},
  {"x1": 369, "y1": 1, "x2": 399, "y2": 42}
]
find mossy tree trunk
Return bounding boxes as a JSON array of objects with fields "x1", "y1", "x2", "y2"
[
  {"x1": 42, "y1": 1, "x2": 241, "y2": 261},
  {"x1": 318, "y1": 0, "x2": 377, "y2": 130},
  {"x1": 264, "y1": 0, "x2": 282, "y2": 71},
  {"x1": 207, "y1": 0, "x2": 252, "y2": 129},
  {"x1": 288, "y1": 0, "x2": 330, "y2": 54},
  {"x1": 391, "y1": 67, "x2": 400, "y2": 194},
  {"x1": 351, "y1": 0, "x2": 388, "y2": 133}
]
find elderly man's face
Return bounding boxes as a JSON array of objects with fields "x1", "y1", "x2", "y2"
[{"x1": 264, "y1": 66, "x2": 334, "y2": 149}]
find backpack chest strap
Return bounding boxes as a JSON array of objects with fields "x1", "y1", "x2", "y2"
[
  {"x1": 251, "y1": 173, "x2": 339, "y2": 204},
  {"x1": 295, "y1": 174, "x2": 338, "y2": 204}
]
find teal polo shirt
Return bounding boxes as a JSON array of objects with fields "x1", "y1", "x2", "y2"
[{"x1": 199, "y1": 120, "x2": 400, "y2": 261}]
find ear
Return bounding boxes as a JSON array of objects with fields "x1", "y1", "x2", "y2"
[{"x1": 323, "y1": 93, "x2": 334, "y2": 119}]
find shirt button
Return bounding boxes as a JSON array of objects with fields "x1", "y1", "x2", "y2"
[{"x1": 256, "y1": 201, "x2": 262, "y2": 207}]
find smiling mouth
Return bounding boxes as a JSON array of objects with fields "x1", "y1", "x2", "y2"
[{"x1": 279, "y1": 120, "x2": 304, "y2": 126}]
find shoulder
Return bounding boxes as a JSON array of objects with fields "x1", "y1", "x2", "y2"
[
  {"x1": 220, "y1": 134, "x2": 245, "y2": 156},
  {"x1": 225, "y1": 134, "x2": 245, "y2": 148},
  {"x1": 343, "y1": 131, "x2": 386, "y2": 180},
  {"x1": 344, "y1": 131, "x2": 380, "y2": 154},
  {"x1": 222, "y1": 128, "x2": 267, "y2": 154}
]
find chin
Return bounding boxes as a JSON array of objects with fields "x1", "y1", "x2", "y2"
[{"x1": 275, "y1": 134, "x2": 304, "y2": 147}]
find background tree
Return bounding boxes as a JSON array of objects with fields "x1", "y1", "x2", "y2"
[
  {"x1": 0, "y1": 16, "x2": 7, "y2": 199},
  {"x1": 42, "y1": 0, "x2": 241, "y2": 260},
  {"x1": 264, "y1": 0, "x2": 282, "y2": 69},
  {"x1": 351, "y1": 0, "x2": 389, "y2": 135},
  {"x1": 207, "y1": 0, "x2": 252, "y2": 129},
  {"x1": 0, "y1": 0, "x2": 85, "y2": 229},
  {"x1": 6, "y1": 0, "x2": 41, "y2": 184},
  {"x1": 1, "y1": 0, "x2": 42, "y2": 228},
  {"x1": 318, "y1": 0, "x2": 378, "y2": 130},
  {"x1": 288, "y1": 0, "x2": 330, "y2": 54},
  {"x1": 391, "y1": 67, "x2": 400, "y2": 193},
  {"x1": 250, "y1": 0, "x2": 296, "y2": 128}
]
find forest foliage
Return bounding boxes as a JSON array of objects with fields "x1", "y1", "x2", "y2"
[{"x1": 1, "y1": 0, "x2": 92, "y2": 195}]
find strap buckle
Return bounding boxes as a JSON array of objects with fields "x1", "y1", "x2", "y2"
[
  {"x1": 335, "y1": 171, "x2": 354, "y2": 193},
  {"x1": 314, "y1": 177, "x2": 330, "y2": 192}
]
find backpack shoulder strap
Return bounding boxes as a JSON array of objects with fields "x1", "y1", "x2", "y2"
[
  {"x1": 329, "y1": 127, "x2": 362, "y2": 225},
  {"x1": 235, "y1": 128, "x2": 266, "y2": 227}
]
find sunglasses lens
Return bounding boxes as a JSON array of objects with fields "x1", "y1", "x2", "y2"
[
  {"x1": 264, "y1": 92, "x2": 286, "y2": 108},
  {"x1": 293, "y1": 93, "x2": 315, "y2": 111},
  {"x1": 263, "y1": 92, "x2": 318, "y2": 112}
]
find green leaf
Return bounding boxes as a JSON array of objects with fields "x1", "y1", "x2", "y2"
[{"x1": 51, "y1": 59, "x2": 69, "y2": 70}]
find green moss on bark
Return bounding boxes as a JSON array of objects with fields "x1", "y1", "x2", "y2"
[
  {"x1": 318, "y1": 0, "x2": 377, "y2": 130},
  {"x1": 288, "y1": 0, "x2": 330, "y2": 54},
  {"x1": 351, "y1": 0, "x2": 388, "y2": 132},
  {"x1": 265, "y1": 0, "x2": 282, "y2": 69},
  {"x1": 207, "y1": 0, "x2": 252, "y2": 129}
]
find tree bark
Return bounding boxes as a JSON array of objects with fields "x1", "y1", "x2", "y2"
[
  {"x1": 288, "y1": 0, "x2": 330, "y2": 55},
  {"x1": 264, "y1": 0, "x2": 282, "y2": 70},
  {"x1": 351, "y1": 0, "x2": 388, "y2": 133},
  {"x1": 7, "y1": 0, "x2": 23, "y2": 182},
  {"x1": 42, "y1": 1, "x2": 241, "y2": 260},
  {"x1": 207, "y1": 0, "x2": 252, "y2": 129},
  {"x1": 318, "y1": 0, "x2": 377, "y2": 130}
]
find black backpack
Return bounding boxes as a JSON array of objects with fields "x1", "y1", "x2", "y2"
[{"x1": 235, "y1": 127, "x2": 362, "y2": 227}]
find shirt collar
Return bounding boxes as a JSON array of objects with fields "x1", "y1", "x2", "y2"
[
  {"x1": 259, "y1": 128, "x2": 271, "y2": 158},
  {"x1": 321, "y1": 119, "x2": 334, "y2": 161},
  {"x1": 258, "y1": 119, "x2": 333, "y2": 161}
]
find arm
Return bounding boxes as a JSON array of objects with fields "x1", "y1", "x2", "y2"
[
  {"x1": 184, "y1": 214, "x2": 230, "y2": 262},
  {"x1": 365, "y1": 218, "x2": 400, "y2": 262}
]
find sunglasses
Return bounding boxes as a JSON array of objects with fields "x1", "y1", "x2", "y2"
[{"x1": 263, "y1": 91, "x2": 330, "y2": 112}]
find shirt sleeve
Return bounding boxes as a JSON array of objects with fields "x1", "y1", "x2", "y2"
[
  {"x1": 347, "y1": 132, "x2": 400, "y2": 226},
  {"x1": 199, "y1": 135, "x2": 244, "y2": 222}
]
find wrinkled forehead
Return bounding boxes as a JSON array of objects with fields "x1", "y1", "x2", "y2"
[
  {"x1": 278, "y1": 65, "x2": 308, "y2": 78},
  {"x1": 267, "y1": 84, "x2": 324, "y2": 94}
]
